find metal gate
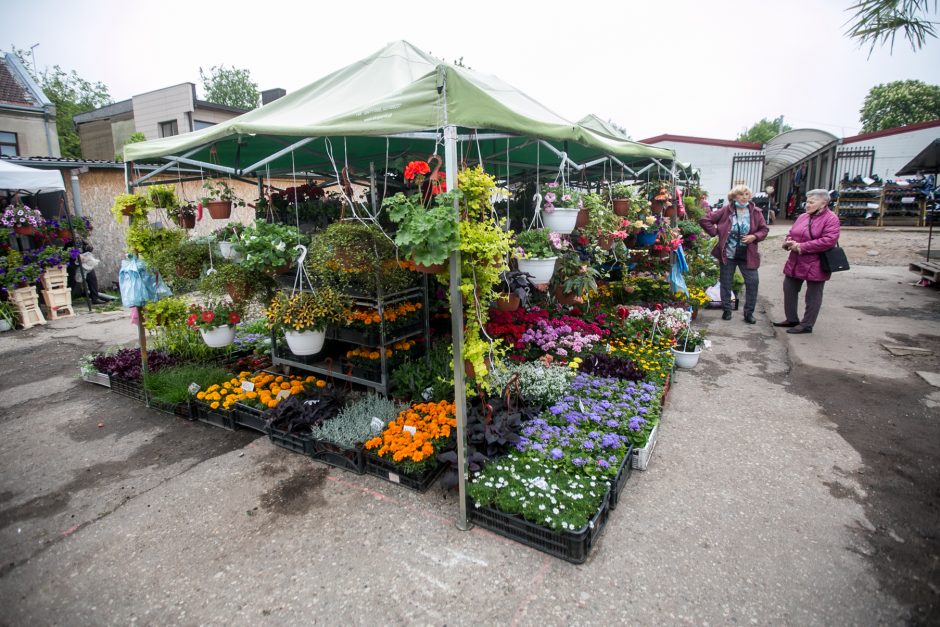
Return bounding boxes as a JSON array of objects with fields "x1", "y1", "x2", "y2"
[
  {"x1": 831, "y1": 147, "x2": 875, "y2": 187},
  {"x1": 731, "y1": 153, "x2": 765, "y2": 192}
]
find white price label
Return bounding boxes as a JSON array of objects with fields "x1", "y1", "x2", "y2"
[
  {"x1": 388, "y1": 472, "x2": 400, "y2": 484},
  {"x1": 402, "y1": 425, "x2": 417, "y2": 436},
  {"x1": 188, "y1": 383, "x2": 201, "y2": 395},
  {"x1": 240, "y1": 381, "x2": 255, "y2": 392},
  {"x1": 370, "y1": 417, "x2": 384, "y2": 432},
  {"x1": 276, "y1": 389, "x2": 291, "y2": 400},
  {"x1": 304, "y1": 399, "x2": 321, "y2": 406},
  {"x1": 578, "y1": 400, "x2": 586, "y2": 412}
]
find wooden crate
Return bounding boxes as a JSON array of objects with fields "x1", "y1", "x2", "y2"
[
  {"x1": 15, "y1": 301, "x2": 46, "y2": 329},
  {"x1": 40, "y1": 266, "x2": 68, "y2": 291},
  {"x1": 41, "y1": 289, "x2": 75, "y2": 320},
  {"x1": 9, "y1": 286, "x2": 39, "y2": 305}
]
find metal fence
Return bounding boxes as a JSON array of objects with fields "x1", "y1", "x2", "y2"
[
  {"x1": 831, "y1": 147, "x2": 875, "y2": 187},
  {"x1": 731, "y1": 153, "x2": 765, "y2": 193}
]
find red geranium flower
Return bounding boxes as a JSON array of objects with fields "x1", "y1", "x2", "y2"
[
  {"x1": 187, "y1": 313, "x2": 198, "y2": 327},
  {"x1": 202, "y1": 311, "x2": 215, "y2": 323},
  {"x1": 404, "y1": 161, "x2": 430, "y2": 182},
  {"x1": 228, "y1": 311, "x2": 241, "y2": 325}
]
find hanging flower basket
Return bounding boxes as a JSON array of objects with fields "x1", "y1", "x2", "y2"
[
  {"x1": 494, "y1": 293, "x2": 520, "y2": 312},
  {"x1": 671, "y1": 346, "x2": 702, "y2": 369},
  {"x1": 178, "y1": 215, "x2": 196, "y2": 229},
  {"x1": 120, "y1": 203, "x2": 137, "y2": 216},
  {"x1": 413, "y1": 260, "x2": 447, "y2": 274},
  {"x1": 285, "y1": 329, "x2": 326, "y2": 356},
  {"x1": 612, "y1": 198, "x2": 631, "y2": 216},
  {"x1": 218, "y1": 241, "x2": 241, "y2": 261},
  {"x1": 575, "y1": 207, "x2": 590, "y2": 229},
  {"x1": 14, "y1": 226, "x2": 35, "y2": 236},
  {"x1": 542, "y1": 207, "x2": 579, "y2": 234},
  {"x1": 517, "y1": 256, "x2": 557, "y2": 284},
  {"x1": 635, "y1": 231, "x2": 658, "y2": 247},
  {"x1": 200, "y1": 325, "x2": 236, "y2": 348},
  {"x1": 205, "y1": 200, "x2": 232, "y2": 220}
]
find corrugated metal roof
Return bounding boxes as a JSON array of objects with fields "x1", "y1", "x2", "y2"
[{"x1": 763, "y1": 129, "x2": 838, "y2": 181}]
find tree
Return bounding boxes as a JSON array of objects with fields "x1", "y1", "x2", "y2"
[
  {"x1": 115, "y1": 132, "x2": 146, "y2": 161},
  {"x1": 199, "y1": 65, "x2": 259, "y2": 110},
  {"x1": 859, "y1": 79, "x2": 940, "y2": 131},
  {"x1": 736, "y1": 116, "x2": 793, "y2": 144},
  {"x1": 845, "y1": 0, "x2": 938, "y2": 55},
  {"x1": 12, "y1": 46, "x2": 112, "y2": 159}
]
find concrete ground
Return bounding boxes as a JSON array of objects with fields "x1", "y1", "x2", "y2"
[{"x1": 0, "y1": 228, "x2": 937, "y2": 625}]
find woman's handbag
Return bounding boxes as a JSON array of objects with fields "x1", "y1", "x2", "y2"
[
  {"x1": 733, "y1": 244, "x2": 748, "y2": 260},
  {"x1": 808, "y1": 219, "x2": 850, "y2": 273}
]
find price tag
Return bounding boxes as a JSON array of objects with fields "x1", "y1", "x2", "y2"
[
  {"x1": 188, "y1": 383, "x2": 201, "y2": 395},
  {"x1": 421, "y1": 387, "x2": 433, "y2": 401},
  {"x1": 578, "y1": 400, "x2": 586, "y2": 412},
  {"x1": 388, "y1": 472, "x2": 400, "y2": 484},
  {"x1": 276, "y1": 389, "x2": 291, "y2": 400},
  {"x1": 402, "y1": 425, "x2": 417, "y2": 436},
  {"x1": 240, "y1": 381, "x2": 255, "y2": 392},
  {"x1": 370, "y1": 417, "x2": 384, "y2": 433},
  {"x1": 304, "y1": 399, "x2": 321, "y2": 406}
]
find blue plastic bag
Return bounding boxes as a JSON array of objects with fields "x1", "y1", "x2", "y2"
[
  {"x1": 119, "y1": 255, "x2": 157, "y2": 308},
  {"x1": 669, "y1": 245, "x2": 689, "y2": 295}
]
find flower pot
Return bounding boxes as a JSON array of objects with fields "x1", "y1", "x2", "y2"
[
  {"x1": 285, "y1": 329, "x2": 326, "y2": 356},
  {"x1": 58, "y1": 229, "x2": 73, "y2": 240},
  {"x1": 413, "y1": 260, "x2": 447, "y2": 274},
  {"x1": 554, "y1": 285, "x2": 582, "y2": 305},
  {"x1": 517, "y1": 256, "x2": 557, "y2": 285},
  {"x1": 120, "y1": 204, "x2": 137, "y2": 216},
  {"x1": 205, "y1": 200, "x2": 232, "y2": 220},
  {"x1": 664, "y1": 205, "x2": 677, "y2": 218},
  {"x1": 635, "y1": 231, "x2": 658, "y2": 247},
  {"x1": 575, "y1": 207, "x2": 590, "y2": 229},
  {"x1": 14, "y1": 226, "x2": 35, "y2": 236},
  {"x1": 271, "y1": 263, "x2": 291, "y2": 275},
  {"x1": 671, "y1": 346, "x2": 702, "y2": 369},
  {"x1": 224, "y1": 282, "x2": 251, "y2": 303},
  {"x1": 0, "y1": 319, "x2": 11, "y2": 332},
  {"x1": 495, "y1": 293, "x2": 521, "y2": 312},
  {"x1": 464, "y1": 356, "x2": 492, "y2": 379},
  {"x1": 218, "y1": 241, "x2": 240, "y2": 261},
  {"x1": 542, "y1": 207, "x2": 579, "y2": 234},
  {"x1": 178, "y1": 215, "x2": 196, "y2": 229},
  {"x1": 612, "y1": 198, "x2": 631, "y2": 216},
  {"x1": 597, "y1": 235, "x2": 613, "y2": 250},
  {"x1": 200, "y1": 325, "x2": 236, "y2": 348}
]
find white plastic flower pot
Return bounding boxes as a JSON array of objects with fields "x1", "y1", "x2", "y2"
[
  {"x1": 517, "y1": 256, "x2": 558, "y2": 285},
  {"x1": 542, "y1": 207, "x2": 580, "y2": 234},
  {"x1": 200, "y1": 325, "x2": 236, "y2": 348},
  {"x1": 285, "y1": 329, "x2": 326, "y2": 356},
  {"x1": 671, "y1": 346, "x2": 702, "y2": 369},
  {"x1": 218, "y1": 241, "x2": 241, "y2": 261},
  {"x1": 0, "y1": 320, "x2": 11, "y2": 332}
]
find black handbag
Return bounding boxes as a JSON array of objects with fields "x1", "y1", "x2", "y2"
[{"x1": 808, "y1": 219, "x2": 850, "y2": 273}]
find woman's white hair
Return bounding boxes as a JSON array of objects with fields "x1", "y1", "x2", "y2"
[{"x1": 806, "y1": 188, "x2": 831, "y2": 203}]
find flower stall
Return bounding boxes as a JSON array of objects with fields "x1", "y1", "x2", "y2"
[{"x1": 100, "y1": 40, "x2": 721, "y2": 562}]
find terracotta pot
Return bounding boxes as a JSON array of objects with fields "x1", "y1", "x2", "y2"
[
  {"x1": 691, "y1": 308, "x2": 699, "y2": 321},
  {"x1": 413, "y1": 260, "x2": 447, "y2": 274},
  {"x1": 554, "y1": 285, "x2": 582, "y2": 305},
  {"x1": 575, "y1": 207, "x2": 590, "y2": 229},
  {"x1": 58, "y1": 229, "x2": 73, "y2": 240},
  {"x1": 225, "y1": 282, "x2": 251, "y2": 303},
  {"x1": 272, "y1": 263, "x2": 291, "y2": 275},
  {"x1": 14, "y1": 226, "x2": 35, "y2": 236},
  {"x1": 612, "y1": 198, "x2": 631, "y2": 216},
  {"x1": 205, "y1": 200, "x2": 232, "y2": 220},
  {"x1": 597, "y1": 235, "x2": 613, "y2": 250},
  {"x1": 464, "y1": 356, "x2": 492, "y2": 379},
  {"x1": 175, "y1": 262, "x2": 200, "y2": 280},
  {"x1": 121, "y1": 204, "x2": 137, "y2": 216},
  {"x1": 654, "y1": 247, "x2": 672, "y2": 259},
  {"x1": 664, "y1": 205, "x2": 677, "y2": 218},
  {"x1": 495, "y1": 293, "x2": 521, "y2": 312},
  {"x1": 178, "y1": 215, "x2": 196, "y2": 229}
]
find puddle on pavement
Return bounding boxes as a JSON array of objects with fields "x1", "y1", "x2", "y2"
[{"x1": 259, "y1": 466, "x2": 327, "y2": 516}]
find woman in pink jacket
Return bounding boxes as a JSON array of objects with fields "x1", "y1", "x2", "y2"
[
  {"x1": 774, "y1": 189, "x2": 841, "y2": 334},
  {"x1": 699, "y1": 184, "x2": 769, "y2": 323}
]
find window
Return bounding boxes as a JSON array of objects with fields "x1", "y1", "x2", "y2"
[
  {"x1": 193, "y1": 120, "x2": 215, "y2": 131},
  {"x1": 159, "y1": 120, "x2": 179, "y2": 138},
  {"x1": 0, "y1": 131, "x2": 18, "y2": 156}
]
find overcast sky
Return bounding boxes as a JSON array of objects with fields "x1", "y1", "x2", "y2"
[{"x1": 3, "y1": 0, "x2": 938, "y2": 140}]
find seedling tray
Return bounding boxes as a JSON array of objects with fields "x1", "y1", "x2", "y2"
[
  {"x1": 467, "y1": 491, "x2": 610, "y2": 564},
  {"x1": 309, "y1": 439, "x2": 365, "y2": 474},
  {"x1": 192, "y1": 400, "x2": 236, "y2": 431},
  {"x1": 608, "y1": 443, "x2": 635, "y2": 510},
  {"x1": 363, "y1": 453, "x2": 445, "y2": 492},
  {"x1": 108, "y1": 375, "x2": 147, "y2": 403},
  {"x1": 233, "y1": 403, "x2": 269, "y2": 433},
  {"x1": 268, "y1": 427, "x2": 313, "y2": 455},
  {"x1": 148, "y1": 398, "x2": 193, "y2": 420}
]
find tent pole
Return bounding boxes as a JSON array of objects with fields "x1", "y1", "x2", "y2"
[{"x1": 445, "y1": 124, "x2": 470, "y2": 531}]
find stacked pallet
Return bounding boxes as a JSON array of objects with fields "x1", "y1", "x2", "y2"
[
  {"x1": 9, "y1": 286, "x2": 46, "y2": 329},
  {"x1": 40, "y1": 266, "x2": 74, "y2": 320}
]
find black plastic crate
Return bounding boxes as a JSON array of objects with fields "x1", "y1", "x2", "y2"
[
  {"x1": 108, "y1": 375, "x2": 147, "y2": 403},
  {"x1": 333, "y1": 327, "x2": 380, "y2": 345},
  {"x1": 467, "y1": 491, "x2": 610, "y2": 564},
  {"x1": 363, "y1": 453, "x2": 445, "y2": 492},
  {"x1": 268, "y1": 427, "x2": 313, "y2": 455},
  {"x1": 192, "y1": 401, "x2": 236, "y2": 431},
  {"x1": 147, "y1": 398, "x2": 193, "y2": 420},
  {"x1": 233, "y1": 403, "x2": 269, "y2": 433},
  {"x1": 309, "y1": 439, "x2": 364, "y2": 474},
  {"x1": 608, "y1": 443, "x2": 635, "y2": 510}
]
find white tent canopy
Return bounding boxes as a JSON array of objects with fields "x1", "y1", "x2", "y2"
[{"x1": 0, "y1": 159, "x2": 66, "y2": 193}]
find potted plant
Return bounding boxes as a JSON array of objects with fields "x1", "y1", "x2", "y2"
[
  {"x1": 235, "y1": 222, "x2": 303, "y2": 274},
  {"x1": 539, "y1": 183, "x2": 582, "y2": 234},
  {"x1": 514, "y1": 228, "x2": 562, "y2": 284},
  {"x1": 147, "y1": 184, "x2": 180, "y2": 213},
  {"x1": 0, "y1": 300, "x2": 15, "y2": 331},
  {"x1": 609, "y1": 183, "x2": 638, "y2": 216},
  {"x1": 495, "y1": 269, "x2": 536, "y2": 311},
  {"x1": 110, "y1": 192, "x2": 152, "y2": 224},
  {"x1": 187, "y1": 301, "x2": 241, "y2": 348},
  {"x1": 671, "y1": 326, "x2": 707, "y2": 368},
  {"x1": 212, "y1": 222, "x2": 243, "y2": 260},
  {"x1": 384, "y1": 189, "x2": 460, "y2": 273},
  {"x1": 551, "y1": 251, "x2": 599, "y2": 305},
  {"x1": 1, "y1": 251, "x2": 41, "y2": 294},
  {"x1": 644, "y1": 180, "x2": 675, "y2": 216},
  {"x1": 265, "y1": 288, "x2": 348, "y2": 356},
  {"x1": 199, "y1": 262, "x2": 275, "y2": 306},
  {"x1": 168, "y1": 204, "x2": 197, "y2": 229},
  {"x1": 2, "y1": 204, "x2": 46, "y2": 235},
  {"x1": 584, "y1": 192, "x2": 627, "y2": 251},
  {"x1": 201, "y1": 180, "x2": 244, "y2": 220}
]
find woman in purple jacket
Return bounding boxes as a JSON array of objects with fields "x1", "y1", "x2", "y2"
[
  {"x1": 699, "y1": 184, "x2": 769, "y2": 323},
  {"x1": 774, "y1": 189, "x2": 841, "y2": 334}
]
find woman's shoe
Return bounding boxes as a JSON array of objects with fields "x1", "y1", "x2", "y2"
[
  {"x1": 772, "y1": 320, "x2": 800, "y2": 327},
  {"x1": 722, "y1": 311, "x2": 732, "y2": 320},
  {"x1": 743, "y1": 313, "x2": 756, "y2": 324},
  {"x1": 786, "y1": 325, "x2": 813, "y2": 334}
]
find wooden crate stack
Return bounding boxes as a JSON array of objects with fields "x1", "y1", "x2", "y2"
[
  {"x1": 40, "y1": 266, "x2": 75, "y2": 320},
  {"x1": 9, "y1": 286, "x2": 46, "y2": 329}
]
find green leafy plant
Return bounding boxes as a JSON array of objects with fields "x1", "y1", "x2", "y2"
[
  {"x1": 143, "y1": 296, "x2": 189, "y2": 330},
  {"x1": 515, "y1": 228, "x2": 557, "y2": 259},
  {"x1": 144, "y1": 364, "x2": 233, "y2": 404},
  {"x1": 212, "y1": 222, "x2": 244, "y2": 242},
  {"x1": 552, "y1": 251, "x2": 600, "y2": 301},
  {"x1": 235, "y1": 222, "x2": 303, "y2": 273},
  {"x1": 147, "y1": 184, "x2": 179, "y2": 211},
  {"x1": 390, "y1": 344, "x2": 455, "y2": 401},
  {"x1": 125, "y1": 225, "x2": 185, "y2": 266},
  {"x1": 674, "y1": 326, "x2": 707, "y2": 352},
  {"x1": 310, "y1": 393, "x2": 408, "y2": 447},
  {"x1": 199, "y1": 262, "x2": 275, "y2": 306},
  {"x1": 264, "y1": 288, "x2": 349, "y2": 333},
  {"x1": 489, "y1": 362, "x2": 574, "y2": 408},
  {"x1": 0, "y1": 300, "x2": 16, "y2": 327},
  {"x1": 610, "y1": 183, "x2": 639, "y2": 201},
  {"x1": 305, "y1": 221, "x2": 413, "y2": 295},
  {"x1": 201, "y1": 180, "x2": 245, "y2": 207},
  {"x1": 385, "y1": 189, "x2": 461, "y2": 267},
  {"x1": 110, "y1": 192, "x2": 152, "y2": 224},
  {"x1": 457, "y1": 166, "x2": 499, "y2": 220}
]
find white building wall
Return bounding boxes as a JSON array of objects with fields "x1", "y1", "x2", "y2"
[
  {"x1": 643, "y1": 140, "x2": 761, "y2": 200},
  {"x1": 844, "y1": 125, "x2": 940, "y2": 180},
  {"x1": 132, "y1": 84, "x2": 194, "y2": 140}
]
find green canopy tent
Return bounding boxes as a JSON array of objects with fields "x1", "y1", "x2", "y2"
[{"x1": 125, "y1": 41, "x2": 675, "y2": 528}]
